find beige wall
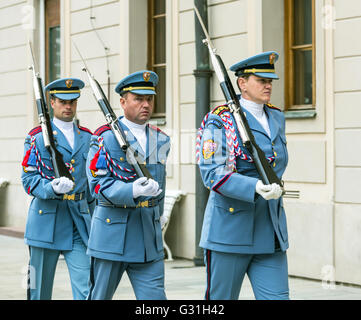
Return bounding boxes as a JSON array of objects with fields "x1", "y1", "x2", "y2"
[
  {"x1": 0, "y1": 0, "x2": 35, "y2": 227},
  {"x1": 68, "y1": 0, "x2": 122, "y2": 131},
  {"x1": 333, "y1": 0, "x2": 361, "y2": 285}
]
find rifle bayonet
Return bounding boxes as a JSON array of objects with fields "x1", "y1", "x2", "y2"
[
  {"x1": 194, "y1": 6, "x2": 226, "y2": 83},
  {"x1": 28, "y1": 41, "x2": 72, "y2": 180},
  {"x1": 193, "y1": 7, "x2": 284, "y2": 191},
  {"x1": 72, "y1": 41, "x2": 153, "y2": 180}
]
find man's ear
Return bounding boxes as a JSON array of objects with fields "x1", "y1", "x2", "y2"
[
  {"x1": 50, "y1": 98, "x2": 55, "y2": 109},
  {"x1": 237, "y1": 77, "x2": 246, "y2": 91},
  {"x1": 119, "y1": 96, "x2": 125, "y2": 110}
]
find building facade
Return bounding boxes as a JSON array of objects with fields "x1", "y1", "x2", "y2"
[{"x1": 0, "y1": 0, "x2": 360, "y2": 285}]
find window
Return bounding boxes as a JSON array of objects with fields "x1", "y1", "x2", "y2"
[
  {"x1": 284, "y1": 0, "x2": 315, "y2": 110},
  {"x1": 148, "y1": 0, "x2": 166, "y2": 118},
  {"x1": 45, "y1": 0, "x2": 60, "y2": 85}
]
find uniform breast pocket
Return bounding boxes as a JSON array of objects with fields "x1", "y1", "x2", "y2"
[
  {"x1": 108, "y1": 147, "x2": 126, "y2": 163},
  {"x1": 208, "y1": 197, "x2": 255, "y2": 246},
  {"x1": 38, "y1": 153, "x2": 55, "y2": 174},
  {"x1": 235, "y1": 146, "x2": 257, "y2": 173},
  {"x1": 88, "y1": 206, "x2": 129, "y2": 254},
  {"x1": 107, "y1": 148, "x2": 137, "y2": 179},
  {"x1": 25, "y1": 199, "x2": 58, "y2": 243}
]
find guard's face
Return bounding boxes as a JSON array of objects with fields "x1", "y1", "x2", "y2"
[
  {"x1": 238, "y1": 75, "x2": 273, "y2": 104},
  {"x1": 120, "y1": 93, "x2": 154, "y2": 125},
  {"x1": 50, "y1": 97, "x2": 77, "y2": 122}
]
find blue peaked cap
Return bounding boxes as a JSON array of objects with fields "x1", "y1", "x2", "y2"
[
  {"x1": 45, "y1": 78, "x2": 85, "y2": 100},
  {"x1": 115, "y1": 70, "x2": 158, "y2": 96},
  {"x1": 230, "y1": 51, "x2": 280, "y2": 79}
]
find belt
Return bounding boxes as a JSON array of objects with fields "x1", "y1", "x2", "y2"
[
  {"x1": 136, "y1": 199, "x2": 158, "y2": 208},
  {"x1": 63, "y1": 192, "x2": 85, "y2": 201},
  {"x1": 99, "y1": 198, "x2": 161, "y2": 209}
]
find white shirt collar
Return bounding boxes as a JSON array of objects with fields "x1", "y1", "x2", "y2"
[
  {"x1": 53, "y1": 117, "x2": 74, "y2": 131},
  {"x1": 121, "y1": 117, "x2": 147, "y2": 132},
  {"x1": 53, "y1": 117, "x2": 75, "y2": 148},
  {"x1": 240, "y1": 96, "x2": 265, "y2": 119},
  {"x1": 240, "y1": 96, "x2": 271, "y2": 137},
  {"x1": 121, "y1": 117, "x2": 147, "y2": 152}
]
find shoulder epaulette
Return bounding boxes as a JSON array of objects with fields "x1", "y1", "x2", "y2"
[
  {"x1": 94, "y1": 124, "x2": 111, "y2": 136},
  {"x1": 28, "y1": 126, "x2": 42, "y2": 137},
  {"x1": 211, "y1": 104, "x2": 230, "y2": 116},
  {"x1": 148, "y1": 124, "x2": 168, "y2": 137},
  {"x1": 266, "y1": 103, "x2": 281, "y2": 112},
  {"x1": 78, "y1": 125, "x2": 93, "y2": 135}
]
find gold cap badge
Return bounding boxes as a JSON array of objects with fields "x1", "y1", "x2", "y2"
[
  {"x1": 269, "y1": 53, "x2": 276, "y2": 65},
  {"x1": 143, "y1": 72, "x2": 151, "y2": 82},
  {"x1": 65, "y1": 79, "x2": 73, "y2": 88}
]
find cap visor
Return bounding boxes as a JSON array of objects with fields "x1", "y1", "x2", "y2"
[
  {"x1": 52, "y1": 93, "x2": 80, "y2": 100},
  {"x1": 129, "y1": 89, "x2": 156, "y2": 95},
  {"x1": 254, "y1": 72, "x2": 279, "y2": 80}
]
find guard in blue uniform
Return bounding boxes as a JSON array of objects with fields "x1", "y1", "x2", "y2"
[
  {"x1": 22, "y1": 78, "x2": 95, "y2": 300},
  {"x1": 86, "y1": 70, "x2": 170, "y2": 300},
  {"x1": 197, "y1": 52, "x2": 290, "y2": 300}
]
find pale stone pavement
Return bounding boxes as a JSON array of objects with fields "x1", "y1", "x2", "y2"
[{"x1": 0, "y1": 234, "x2": 360, "y2": 300}]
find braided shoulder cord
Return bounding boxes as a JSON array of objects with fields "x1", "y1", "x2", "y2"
[
  {"x1": 196, "y1": 111, "x2": 275, "y2": 172},
  {"x1": 29, "y1": 136, "x2": 74, "y2": 180},
  {"x1": 97, "y1": 137, "x2": 137, "y2": 181}
]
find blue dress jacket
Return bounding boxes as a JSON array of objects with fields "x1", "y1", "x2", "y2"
[
  {"x1": 86, "y1": 117, "x2": 170, "y2": 263},
  {"x1": 197, "y1": 103, "x2": 289, "y2": 254},
  {"x1": 21, "y1": 122, "x2": 95, "y2": 250}
]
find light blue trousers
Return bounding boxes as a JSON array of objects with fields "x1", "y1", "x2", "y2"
[
  {"x1": 88, "y1": 257, "x2": 167, "y2": 300},
  {"x1": 27, "y1": 232, "x2": 90, "y2": 300},
  {"x1": 204, "y1": 249, "x2": 289, "y2": 300}
]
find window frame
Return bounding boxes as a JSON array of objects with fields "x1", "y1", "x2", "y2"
[
  {"x1": 44, "y1": 0, "x2": 60, "y2": 118},
  {"x1": 147, "y1": 0, "x2": 166, "y2": 119},
  {"x1": 45, "y1": 0, "x2": 60, "y2": 85},
  {"x1": 284, "y1": 0, "x2": 316, "y2": 111}
]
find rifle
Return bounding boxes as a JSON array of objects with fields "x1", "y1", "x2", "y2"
[
  {"x1": 194, "y1": 7, "x2": 284, "y2": 191},
  {"x1": 72, "y1": 41, "x2": 153, "y2": 180},
  {"x1": 28, "y1": 41, "x2": 73, "y2": 180}
]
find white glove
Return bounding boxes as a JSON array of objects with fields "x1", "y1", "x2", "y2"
[
  {"x1": 51, "y1": 177, "x2": 74, "y2": 195},
  {"x1": 132, "y1": 177, "x2": 162, "y2": 199},
  {"x1": 255, "y1": 181, "x2": 283, "y2": 200}
]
